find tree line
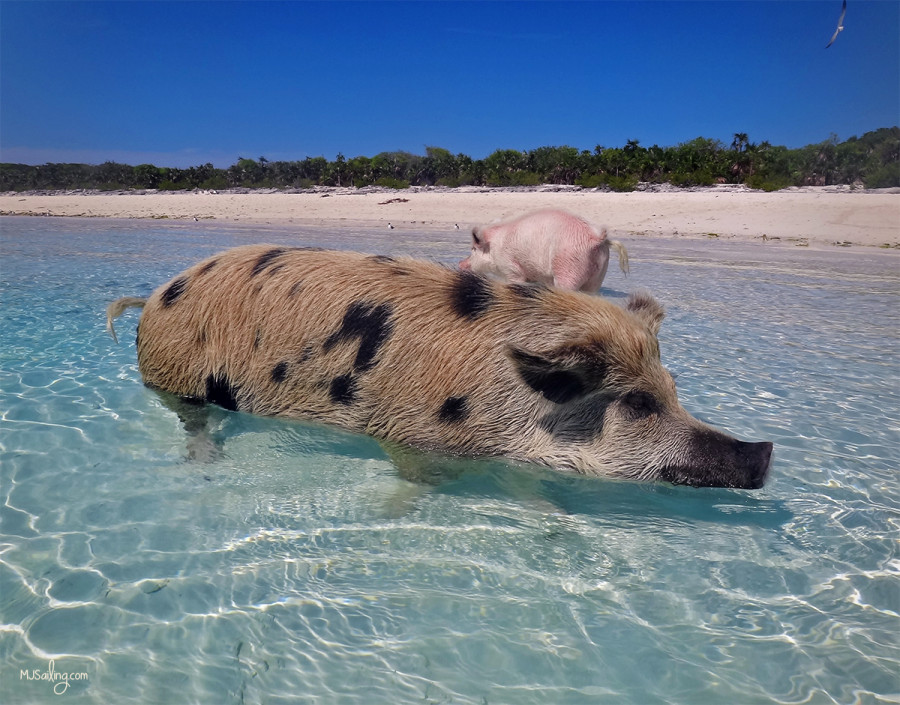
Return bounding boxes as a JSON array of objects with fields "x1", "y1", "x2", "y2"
[{"x1": 2, "y1": 128, "x2": 897, "y2": 193}]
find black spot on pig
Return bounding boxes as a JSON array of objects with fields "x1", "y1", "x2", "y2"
[
  {"x1": 251, "y1": 248, "x2": 292, "y2": 277},
  {"x1": 199, "y1": 259, "x2": 219, "y2": 275},
  {"x1": 451, "y1": 270, "x2": 495, "y2": 320},
  {"x1": 271, "y1": 361, "x2": 289, "y2": 383},
  {"x1": 508, "y1": 348, "x2": 588, "y2": 404},
  {"x1": 161, "y1": 276, "x2": 188, "y2": 308},
  {"x1": 438, "y1": 396, "x2": 469, "y2": 423},
  {"x1": 538, "y1": 395, "x2": 612, "y2": 443},
  {"x1": 323, "y1": 301, "x2": 395, "y2": 372},
  {"x1": 205, "y1": 373, "x2": 239, "y2": 411},
  {"x1": 329, "y1": 373, "x2": 357, "y2": 405},
  {"x1": 509, "y1": 282, "x2": 549, "y2": 300},
  {"x1": 369, "y1": 255, "x2": 411, "y2": 276}
]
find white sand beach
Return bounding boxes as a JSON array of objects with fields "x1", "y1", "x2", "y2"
[{"x1": 2, "y1": 186, "x2": 898, "y2": 250}]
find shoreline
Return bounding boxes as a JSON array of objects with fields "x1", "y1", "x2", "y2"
[{"x1": 2, "y1": 185, "x2": 898, "y2": 251}]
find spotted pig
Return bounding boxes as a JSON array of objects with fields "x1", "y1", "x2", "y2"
[
  {"x1": 459, "y1": 209, "x2": 630, "y2": 292},
  {"x1": 106, "y1": 245, "x2": 772, "y2": 488}
]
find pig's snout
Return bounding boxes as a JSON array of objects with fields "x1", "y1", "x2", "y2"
[
  {"x1": 458, "y1": 257, "x2": 471, "y2": 270},
  {"x1": 659, "y1": 433, "x2": 773, "y2": 490}
]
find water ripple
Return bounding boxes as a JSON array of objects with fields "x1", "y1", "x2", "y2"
[{"x1": 1, "y1": 219, "x2": 898, "y2": 704}]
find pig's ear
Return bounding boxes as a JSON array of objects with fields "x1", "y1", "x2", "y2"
[
  {"x1": 471, "y1": 227, "x2": 489, "y2": 252},
  {"x1": 507, "y1": 345, "x2": 605, "y2": 404},
  {"x1": 626, "y1": 291, "x2": 665, "y2": 336}
]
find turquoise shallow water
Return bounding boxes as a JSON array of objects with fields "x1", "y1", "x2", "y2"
[{"x1": 1, "y1": 216, "x2": 898, "y2": 704}]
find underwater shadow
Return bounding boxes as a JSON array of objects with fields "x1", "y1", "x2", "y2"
[
  {"x1": 154, "y1": 391, "x2": 792, "y2": 529},
  {"x1": 379, "y1": 441, "x2": 792, "y2": 529},
  {"x1": 597, "y1": 287, "x2": 630, "y2": 299}
]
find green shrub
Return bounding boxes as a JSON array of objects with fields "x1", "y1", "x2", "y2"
[
  {"x1": 669, "y1": 170, "x2": 714, "y2": 188},
  {"x1": 695, "y1": 171, "x2": 715, "y2": 187},
  {"x1": 864, "y1": 162, "x2": 900, "y2": 188},
  {"x1": 509, "y1": 171, "x2": 541, "y2": 186},
  {"x1": 200, "y1": 175, "x2": 228, "y2": 191},
  {"x1": 575, "y1": 173, "x2": 607, "y2": 188},
  {"x1": 574, "y1": 173, "x2": 637, "y2": 191},
  {"x1": 484, "y1": 170, "x2": 541, "y2": 187},
  {"x1": 606, "y1": 175, "x2": 638, "y2": 192},
  {"x1": 746, "y1": 174, "x2": 792, "y2": 191},
  {"x1": 375, "y1": 177, "x2": 410, "y2": 189}
]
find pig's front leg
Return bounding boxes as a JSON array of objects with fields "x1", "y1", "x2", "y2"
[{"x1": 501, "y1": 260, "x2": 531, "y2": 284}]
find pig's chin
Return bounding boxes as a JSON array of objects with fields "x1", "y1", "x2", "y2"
[{"x1": 657, "y1": 462, "x2": 770, "y2": 490}]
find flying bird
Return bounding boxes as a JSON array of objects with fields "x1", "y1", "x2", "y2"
[{"x1": 826, "y1": 0, "x2": 847, "y2": 48}]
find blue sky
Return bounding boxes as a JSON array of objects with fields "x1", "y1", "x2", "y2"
[{"x1": 2, "y1": 1, "x2": 898, "y2": 168}]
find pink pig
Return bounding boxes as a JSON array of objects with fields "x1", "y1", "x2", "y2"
[{"x1": 459, "y1": 209, "x2": 629, "y2": 292}]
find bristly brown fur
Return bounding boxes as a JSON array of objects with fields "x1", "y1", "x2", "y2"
[{"x1": 108, "y1": 244, "x2": 771, "y2": 487}]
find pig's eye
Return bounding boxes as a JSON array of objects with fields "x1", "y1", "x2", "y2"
[{"x1": 621, "y1": 390, "x2": 661, "y2": 419}]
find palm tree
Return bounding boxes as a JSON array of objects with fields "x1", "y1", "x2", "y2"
[{"x1": 731, "y1": 133, "x2": 749, "y2": 153}]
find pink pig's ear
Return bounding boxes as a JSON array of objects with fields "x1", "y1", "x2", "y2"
[{"x1": 471, "y1": 226, "x2": 489, "y2": 253}]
